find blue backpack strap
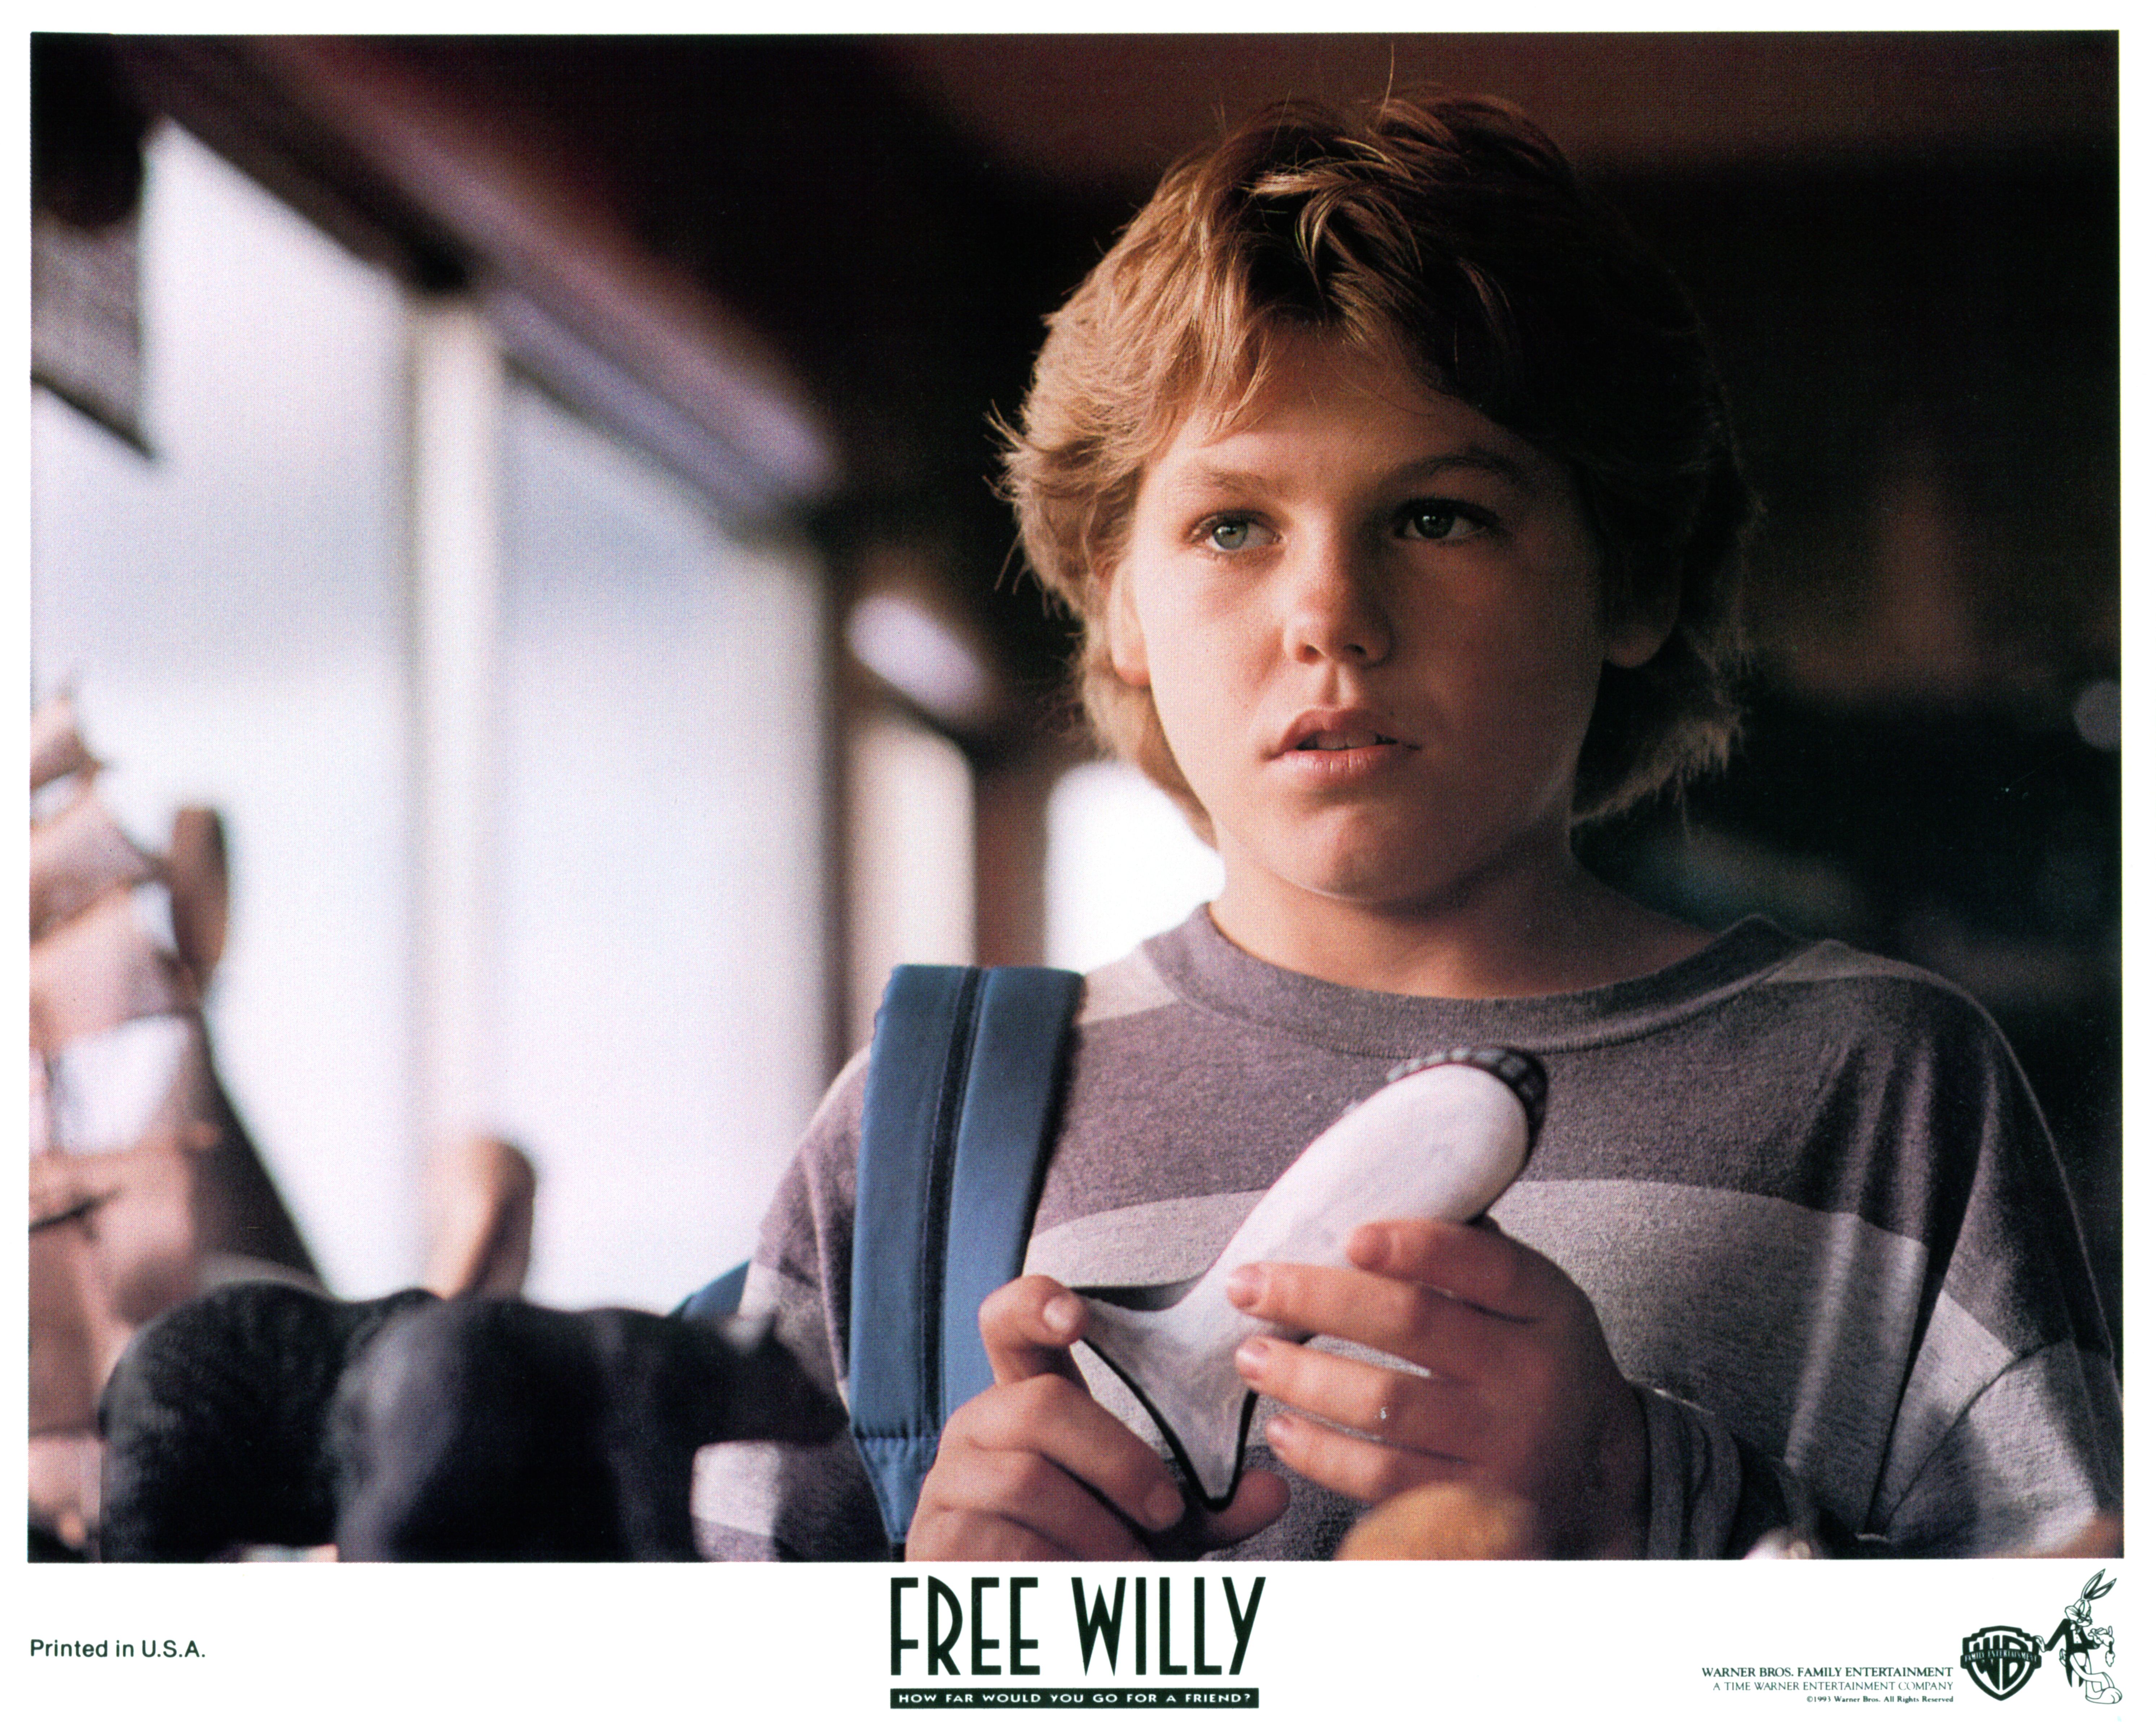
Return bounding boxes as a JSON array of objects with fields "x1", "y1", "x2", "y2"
[
  {"x1": 848, "y1": 963, "x2": 1082, "y2": 1554},
  {"x1": 673, "y1": 1260, "x2": 749, "y2": 1322}
]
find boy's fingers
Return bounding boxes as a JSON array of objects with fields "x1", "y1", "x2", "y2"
[
  {"x1": 916, "y1": 1460, "x2": 1289, "y2": 1562},
  {"x1": 948, "y1": 1277, "x2": 1292, "y2": 1559},
  {"x1": 979, "y1": 1274, "x2": 1091, "y2": 1388},
  {"x1": 1232, "y1": 1260, "x2": 1507, "y2": 1378},
  {"x1": 915, "y1": 1443, "x2": 1151, "y2": 1560},
  {"x1": 1344, "y1": 1218, "x2": 1559, "y2": 1318},
  {"x1": 1261, "y1": 1411, "x2": 1454, "y2": 1505},
  {"x1": 1235, "y1": 1336, "x2": 1487, "y2": 1457},
  {"x1": 951, "y1": 1372, "x2": 1188, "y2": 1538}
]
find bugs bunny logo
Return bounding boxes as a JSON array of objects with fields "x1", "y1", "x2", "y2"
[{"x1": 2046, "y1": 1570, "x2": 2122, "y2": 1705}]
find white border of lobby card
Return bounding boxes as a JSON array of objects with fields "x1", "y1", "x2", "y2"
[{"x1": 16, "y1": 8, "x2": 2135, "y2": 1721}]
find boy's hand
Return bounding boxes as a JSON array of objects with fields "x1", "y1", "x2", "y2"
[
  {"x1": 1227, "y1": 1219, "x2": 1646, "y2": 1558},
  {"x1": 906, "y1": 1275, "x2": 1290, "y2": 1560}
]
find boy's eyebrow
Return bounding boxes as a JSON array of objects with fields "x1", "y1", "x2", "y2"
[
  {"x1": 1394, "y1": 446, "x2": 1537, "y2": 488},
  {"x1": 1169, "y1": 445, "x2": 1539, "y2": 496}
]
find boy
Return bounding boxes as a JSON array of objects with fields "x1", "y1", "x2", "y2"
[{"x1": 695, "y1": 92, "x2": 2119, "y2": 1560}]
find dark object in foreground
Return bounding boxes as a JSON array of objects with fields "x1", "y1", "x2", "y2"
[
  {"x1": 98, "y1": 1283, "x2": 433, "y2": 1561},
  {"x1": 99, "y1": 1283, "x2": 840, "y2": 1561},
  {"x1": 333, "y1": 1297, "x2": 840, "y2": 1560}
]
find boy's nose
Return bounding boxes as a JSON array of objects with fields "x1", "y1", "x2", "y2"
[{"x1": 1281, "y1": 538, "x2": 1393, "y2": 667}]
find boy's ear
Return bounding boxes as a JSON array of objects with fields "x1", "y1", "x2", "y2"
[
  {"x1": 1605, "y1": 566, "x2": 1680, "y2": 671},
  {"x1": 1104, "y1": 564, "x2": 1151, "y2": 687}
]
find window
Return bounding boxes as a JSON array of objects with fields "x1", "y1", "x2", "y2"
[
  {"x1": 34, "y1": 125, "x2": 415, "y2": 1293},
  {"x1": 1045, "y1": 760, "x2": 1222, "y2": 974},
  {"x1": 33, "y1": 123, "x2": 834, "y2": 1308},
  {"x1": 495, "y1": 380, "x2": 827, "y2": 1306},
  {"x1": 847, "y1": 710, "x2": 975, "y2": 1047}
]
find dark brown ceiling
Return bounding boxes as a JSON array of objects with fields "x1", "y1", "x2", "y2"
[{"x1": 875, "y1": 32, "x2": 2116, "y2": 188}]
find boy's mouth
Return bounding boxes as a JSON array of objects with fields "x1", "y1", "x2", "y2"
[{"x1": 1280, "y1": 710, "x2": 1406, "y2": 755}]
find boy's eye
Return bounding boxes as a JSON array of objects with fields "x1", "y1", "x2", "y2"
[
  {"x1": 1202, "y1": 517, "x2": 1269, "y2": 552},
  {"x1": 1398, "y1": 503, "x2": 1484, "y2": 542}
]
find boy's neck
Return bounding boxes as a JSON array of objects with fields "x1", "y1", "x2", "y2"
[{"x1": 1207, "y1": 852, "x2": 1713, "y2": 1002}]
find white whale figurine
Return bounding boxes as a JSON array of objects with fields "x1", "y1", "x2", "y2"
[{"x1": 1073, "y1": 1046, "x2": 1546, "y2": 1508}]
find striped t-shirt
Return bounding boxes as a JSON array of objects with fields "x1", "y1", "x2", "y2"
[{"x1": 694, "y1": 912, "x2": 2120, "y2": 1559}]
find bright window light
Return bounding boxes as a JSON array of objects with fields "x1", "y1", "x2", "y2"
[
  {"x1": 1046, "y1": 760, "x2": 1223, "y2": 974},
  {"x1": 33, "y1": 125, "x2": 416, "y2": 1294},
  {"x1": 845, "y1": 591, "x2": 993, "y2": 727},
  {"x1": 847, "y1": 711, "x2": 976, "y2": 1046}
]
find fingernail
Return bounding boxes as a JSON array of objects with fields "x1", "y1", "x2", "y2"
[
  {"x1": 1345, "y1": 1225, "x2": 1384, "y2": 1267},
  {"x1": 1044, "y1": 1293, "x2": 1082, "y2": 1339},
  {"x1": 1263, "y1": 1415, "x2": 1293, "y2": 1451},
  {"x1": 1224, "y1": 1265, "x2": 1262, "y2": 1308},
  {"x1": 1145, "y1": 1482, "x2": 1185, "y2": 1530},
  {"x1": 1235, "y1": 1337, "x2": 1270, "y2": 1375}
]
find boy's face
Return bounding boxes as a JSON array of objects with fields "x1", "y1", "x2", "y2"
[{"x1": 1108, "y1": 331, "x2": 1666, "y2": 931}]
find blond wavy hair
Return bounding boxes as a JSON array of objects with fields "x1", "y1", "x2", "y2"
[{"x1": 1001, "y1": 92, "x2": 1753, "y2": 830}]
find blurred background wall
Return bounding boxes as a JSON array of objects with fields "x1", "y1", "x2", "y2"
[{"x1": 30, "y1": 33, "x2": 2118, "y2": 1340}]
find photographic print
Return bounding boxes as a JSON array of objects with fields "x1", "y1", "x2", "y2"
[{"x1": 25, "y1": 25, "x2": 2125, "y2": 1716}]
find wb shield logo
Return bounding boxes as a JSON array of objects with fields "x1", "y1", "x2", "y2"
[{"x1": 1962, "y1": 1627, "x2": 2044, "y2": 1700}]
